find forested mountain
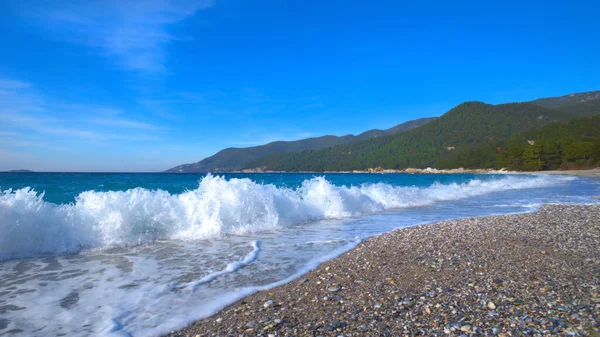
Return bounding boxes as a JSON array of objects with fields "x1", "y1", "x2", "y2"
[
  {"x1": 166, "y1": 117, "x2": 436, "y2": 172},
  {"x1": 245, "y1": 96, "x2": 600, "y2": 171},
  {"x1": 442, "y1": 116, "x2": 600, "y2": 170},
  {"x1": 531, "y1": 90, "x2": 600, "y2": 118}
]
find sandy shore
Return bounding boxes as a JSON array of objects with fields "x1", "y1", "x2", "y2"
[{"x1": 169, "y1": 204, "x2": 600, "y2": 337}]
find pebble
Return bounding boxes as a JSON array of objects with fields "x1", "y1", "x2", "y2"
[{"x1": 168, "y1": 205, "x2": 600, "y2": 337}]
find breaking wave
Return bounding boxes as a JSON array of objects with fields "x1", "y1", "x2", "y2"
[{"x1": 0, "y1": 174, "x2": 571, "y2": 260}]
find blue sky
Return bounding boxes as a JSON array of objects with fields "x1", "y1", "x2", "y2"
[{"x1": 1, "y1": 0, "x2": 599, "y2": 172}]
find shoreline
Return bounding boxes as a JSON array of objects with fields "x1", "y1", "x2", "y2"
[
  {"x1": 233, "y1": 168, "x2": 600, "y2": 177},
  {"x1": 169, "y1": 204, "x2": 600, "y2": 336},
  {"x1": 3, "y1": 169, "x2": 600, "y2": 176},
  {"x1": 527, "y1": 169, "x2": 600, "y2": 177}
]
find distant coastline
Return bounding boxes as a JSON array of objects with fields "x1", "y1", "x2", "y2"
[
  {"x1": 2, "y1": 168, "x2": 598, "y2": 176},
  {"x1": 235, "y1": 167, "x2": 507, "y2": 174},
  {"x1": 234, "y1": 167, "x2": 600, "y2": 177}
]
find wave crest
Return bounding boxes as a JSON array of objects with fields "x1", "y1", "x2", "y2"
[{"x1": 0, "y1": 174, "x2": 569, "y2": 260}]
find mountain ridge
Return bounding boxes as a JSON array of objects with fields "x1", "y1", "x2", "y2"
[
  {"x1": 167, "y1": 89, "x2": 600, "y2": 173},
  {"x1": 531, "y1": 90, "x2": 600, "y2": 119},
  {"x1": 244, "y1": 90, "x2": 600, "y2": 171},
  {"x1": 165, "y1": 117, "x2": 436, "y2": 172}
]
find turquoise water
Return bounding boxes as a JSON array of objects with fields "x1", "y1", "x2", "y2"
[
  {"x1": 1, "y1": 172, "x2": 501, "y2": 204},
  {"x1": 0, "y1": 173, "x2": 598, "y2": 336}
]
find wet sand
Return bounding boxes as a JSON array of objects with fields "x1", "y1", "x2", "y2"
[{"x1": 169, "y1": 204, "x2": 600, "y2": 336}]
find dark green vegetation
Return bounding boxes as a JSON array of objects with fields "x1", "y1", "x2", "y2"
[
  {"x1": 166, "y1": 118, "x2": 435, "y2": 172},
  {"x1": 442, "y1": 117, "x2": 600, "y2": 170},
  {"x1": 245, "y1": 91, "x2": 600, "y2": 172}
]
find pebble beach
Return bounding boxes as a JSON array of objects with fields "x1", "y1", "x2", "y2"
[{"x1": 169, "y1": 204, "x2": 600, "y2": 337}]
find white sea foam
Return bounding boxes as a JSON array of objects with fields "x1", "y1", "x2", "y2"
[
  {"x1": 187, "y1": 240, "x2": 261, "y2": 292},
  {"x1": 0, "y1": 174, "x2": 574, "y2": 260},
  {"x1": 0, "y1": 174, "x2": 594, "y2": 337}
]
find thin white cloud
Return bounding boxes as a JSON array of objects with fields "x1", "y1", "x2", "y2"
[
  {"x1": 1, "y1": 110, "x2": 164, "y2": 142},
  {"x1": 86, "y1": 117, "x2": 162, "y2": 130},
  {"x1": 0, "y1": 138, "x2": 72, "y2": 151},
  {"x1": 52, "y1": 104, "x2": 164, "y2": 130},
  {"x1": 0, "y1": 79, "x2": 31, "y2": 89},
  {"x1": 56, "y1": 103, "x2": 123, "y2": 116},
  {"x1": 0, "y1": 111, "x2": 101, "y2": 141},
  {"x1": 24, "y1": 0, "x2": 215, "y2": 72},
  {"x1": 1, "y1": 112, "x2": 163, "y2": 143},
  {"x1": 0, "y1": 131, "x2": 21, "y2": 137},
  {"x1": 0, "y1": 130, "x2": 73, "y2": 153},
  {"x1": 0, "y1": 78, "x2": 164, "y2": 144},
  {"x1": 0, "y1": 111, "x2": 57, "y2": 125},
  {"x1": 0, "y1": 79, "x2": 45, "y2": 114}
]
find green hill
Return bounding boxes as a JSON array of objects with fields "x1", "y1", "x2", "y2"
[
  {"x1": 165, "y1": 117, "x2": 435, "y2": 172},
  {"x1": 443, "y1": 117, "x2": 600, "y2": 171},
  {"x1": 531, "y1": 90, "x2": 600, "y2": 118},
  {"x1": 246, "y1": 102, "x2": 577, "y2": 171}
]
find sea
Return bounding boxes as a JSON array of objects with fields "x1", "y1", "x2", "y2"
[{"x1": 0, "y1": 172, "x2": 598, "y2": 336}]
